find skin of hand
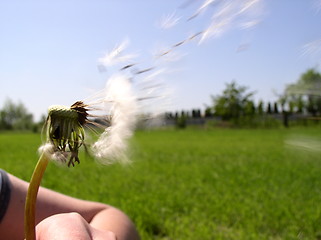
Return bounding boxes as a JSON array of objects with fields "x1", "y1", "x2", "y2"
[
  {"x1": 36, "y1": 212, "x2": 116, "y2": 240},
  {"x1": 0, "y1": 173, "x2": 140, "y2": 240}
]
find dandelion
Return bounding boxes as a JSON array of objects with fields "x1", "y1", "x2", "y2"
[
  {"x1": 24, "y1": 101, "x2": 90, "y2": 240},
  {"x1": 24, "y1": 75, "x2": 138, "y2": 240},
  {"x1": 43, "y1": 101, "x2": 89, "y2": 166}
]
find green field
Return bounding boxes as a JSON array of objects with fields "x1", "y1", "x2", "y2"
[{"x1": 1, "y1": 128, "x2": 321, "y2": 240}]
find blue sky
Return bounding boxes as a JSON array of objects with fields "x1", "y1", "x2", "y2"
[{"x1": 1, "y1": 0, "x2": 321, "y2": 120}]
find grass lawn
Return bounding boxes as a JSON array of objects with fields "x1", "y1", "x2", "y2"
[{"x1": 0, "y1": 127, "x2": 320, "y2": 239}]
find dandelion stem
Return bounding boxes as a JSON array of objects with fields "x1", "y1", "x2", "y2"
[{"x1": 24, "y1": 153, "x2": 50, "y2": 240}]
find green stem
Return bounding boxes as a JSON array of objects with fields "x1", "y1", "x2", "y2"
[{"x1": 24, "y1": 153, "x2": 50, "y2": 240}]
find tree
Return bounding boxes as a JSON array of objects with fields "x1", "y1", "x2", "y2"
[
  {"x1": 211, "y1": 81, "x2": 255, "y2": 122},
  {"x1": 257, "y1": 100, "x2": 264, "y2": 115},
  {"x1": 244, "y1": 101, "x2": 256, "y2": 116},
  {"x1": 176, "y1": 110, "x2": 187, "y2": 129},
  {"x1": 286, "y1": 68, "x2": 321, "y2": 116},
  {"x1": 191, "y1": 109, "x2": 201, "y2": 118},
  {"x1": 192, "y1": 109, "x2": 196, "y2": 118},
  {"x1": 273, "y1": 102, "x2": 279, "y2": 114},
  {"x1": 0, "y1": 99, "x2": 34, "y2": 130},
  {"x1": 283, "y1": 94, "x2": 304, "y2": 114},
  {"x1": 277, "y1": 94, "x2": 289, "y2": 127},
  {"x1": 267, "y1": 102, "x2": 272, "y2": 114},
  {"x1": 295, "y1": 96, "x2": 304, "y2": 113},
  {"x1": 204, "y1": 107, "x2": 213, "y2": 117},
  {"x1": 197, "y1": 109, "x2": 201, "y2": 118}
]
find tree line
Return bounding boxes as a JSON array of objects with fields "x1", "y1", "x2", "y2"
[
  {"x1": 166, "y1": 68, "x2": 321, "y2": 128},
  {"x1": 0, "y1": 99, "x2": 44, "y2": 132},
  {"x1": 1, "y1": 68, "x2": 320, "y2": 131}
]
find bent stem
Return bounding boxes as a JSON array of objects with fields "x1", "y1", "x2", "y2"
[{"x1": 24, "y1": 153, "x2": 50, "y2": 240}]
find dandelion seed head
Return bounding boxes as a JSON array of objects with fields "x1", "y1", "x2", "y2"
[
  {"x1": 239, "y1": 0, "x2": 261, "y2": 15},
  {"x1": 38, "y1": 143, "x2": 55, "y2": 156},
  {"x1": 40, "y1": 102, "x2": 88, "y2": 167},
  {"x1": 197, "y1": 0, "x2": 264, "y2": 43},
  {"x1": 98, "y1": 39, "x2": 138, "y2": 69},
  {"x1": 200, "y1": 19, "x2": 230, "y2": 43},
  {"x1": 38, "y1": 143, "x2": 70, "y2": 165},
  {"x1": 92, "y1": 74, "x2": 138, "y2": 164},
  {"x1": 198, "y1": 0, "x2": 217, "y2": 13},
  {"x1": 159, "y1": 12, "x2": 181, "y2": 29},
  {"x1": 154, "y1": 46, "x2": 187, "y2": 62},
  {"x1": 188, "y1": 0, "x2": 217, "y2": 21}
]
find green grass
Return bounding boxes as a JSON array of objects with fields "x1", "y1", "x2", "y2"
[{"x1": 1, "y1": 128, "x2": 321, "y2": 240}]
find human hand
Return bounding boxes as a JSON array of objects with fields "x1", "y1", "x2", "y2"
[{"x1": 36, "y1": 212, "x2": 116, "y2": 240}]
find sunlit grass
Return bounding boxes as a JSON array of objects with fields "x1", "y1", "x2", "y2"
[{"x1": 1, "y1": 127, "x2": 320, "y2": 239}]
